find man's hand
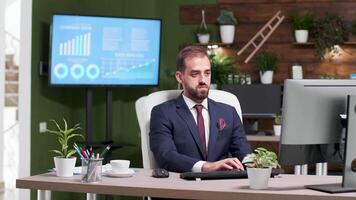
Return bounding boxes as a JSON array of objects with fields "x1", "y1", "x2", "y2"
[{"x1": 201, "y1": 158, "x2": 244, "y2": 172}]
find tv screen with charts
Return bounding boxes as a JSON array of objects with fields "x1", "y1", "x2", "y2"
[{"x1": 50, "y1": 14, "x2": 161, "y2": 86}]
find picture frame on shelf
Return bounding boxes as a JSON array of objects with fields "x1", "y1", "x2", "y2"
[{"x1": 291, "y1": 63, "x2": 303, "y2": 79}]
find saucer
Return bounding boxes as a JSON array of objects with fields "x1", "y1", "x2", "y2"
[{"x1": 105, "y1": 169, "x2": 135, "y2": 178}]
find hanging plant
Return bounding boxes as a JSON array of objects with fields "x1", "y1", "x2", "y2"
[
  {"x1": 195, "y1": 10, "x2": 212, "y2": 44},
  {"x1": 310, "y1": 13, "x2": 347, "y2": 60}
]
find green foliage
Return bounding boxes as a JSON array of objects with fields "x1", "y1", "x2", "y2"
[
  {"x1": 195, "y1": 25, "x2": 212, "y2": 35},
  {"x1": 288, "y1": 11, "x2": 314, "y2": 30},
  {"x1": 274, "y1": 114, "x2": 282, "y2": 125},
  {"x1": 209, "y1": 52, "x2": 236, "y2": 85},
  {"x1": 310, "y1": 13, "x2": 347, "y2": 60},
  {"x1": 320, "y1": 74, "x2": 335, "y2": 79},
  {"x1": 217, "y1": 9, "x2": 237, "y2": 25},
  {"x1": 242, "y1": 147, "x2": 280, "y2": 168},
  {"x1": 46, "y1": 119, "x2": 84, "y2": 158},
  {"x1": 255, "y1": 51, "x2": 278, "y2": 73}
]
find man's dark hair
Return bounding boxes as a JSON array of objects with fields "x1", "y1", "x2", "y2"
[{"x1": 176, "y1": 46, "x2": 209, "y2": 72}]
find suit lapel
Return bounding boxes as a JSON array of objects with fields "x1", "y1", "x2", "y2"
[
  {"x1": 175, "y1": 95, "x2": 206, "y2": 158},
  {"x1": 207, "y1": 99, "x2": 219, "y2": 161}
]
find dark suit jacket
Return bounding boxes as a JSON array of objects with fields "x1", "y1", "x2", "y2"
[{"x1": 149, "y1": 94, "x2": 251, "y2": 172}]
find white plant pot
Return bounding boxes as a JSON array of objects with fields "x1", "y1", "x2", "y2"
[
  {"x1": 219, "y1": 25, "x2": 235, "y2": 44},
  {"x1": 259, "y1": 71, "x2": 274, "y2": 84},
  {"x1": 247, "y1": 167, "x2": 272, "y2": 189},
  {"x1": 295, "y1": 30, "x2": 308, "y2": 43},
  {"x1": 54, "y1": 156, "x2": 76, "y2": 177},
  {"x1": 197, "y1": 33, "x2": 210, "y2": 44},
  {"x1": 273, "y1": 125, "x2": 281, "y2": 136}
]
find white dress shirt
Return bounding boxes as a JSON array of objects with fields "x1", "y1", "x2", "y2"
[{"x1": 182, "y1": 94, "x2": 209, "y2": 172}]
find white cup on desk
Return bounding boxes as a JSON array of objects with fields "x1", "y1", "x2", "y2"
[{"x1": 110, "y1": 160, "x2": 130, "y2": 173}]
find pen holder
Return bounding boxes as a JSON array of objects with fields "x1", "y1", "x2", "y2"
[{"x1": 81, "y1": 158, "x2": 103, "y2": 183}]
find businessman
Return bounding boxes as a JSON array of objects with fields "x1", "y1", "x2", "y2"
[{"x1": 149, "y1": 46, "x2": 251, "y2": 173}]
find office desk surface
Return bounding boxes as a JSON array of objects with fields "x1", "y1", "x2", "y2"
[{"x1": 17, "y1": 169, "x2": 356, "y2": 200}]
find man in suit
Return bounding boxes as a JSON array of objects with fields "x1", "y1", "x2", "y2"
[{"x1": 150, "y1": 46, "x2": 251, "y2": 173}]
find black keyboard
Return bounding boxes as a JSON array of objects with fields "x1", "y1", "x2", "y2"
[{"x1": 180, "y1": 168, "x2": 282, "y2": 180}]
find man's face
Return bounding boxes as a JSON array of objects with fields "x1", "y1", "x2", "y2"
[{"x1": 175, "y1": 55, "x2": 211, "y2": 103}]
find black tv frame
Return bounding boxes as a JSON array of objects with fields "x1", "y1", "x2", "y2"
[{"x1": 48, "y1": 13, "x2": 162, "y2": 87}]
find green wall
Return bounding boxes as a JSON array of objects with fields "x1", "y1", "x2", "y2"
[{"x1": 31, "y1": 0, "x2": 216, "y2": 199}]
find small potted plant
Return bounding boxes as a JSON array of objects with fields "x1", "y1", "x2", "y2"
[
  {"x1": 255, "y1": 51, "x2": 278, "y2": 84},
  {"x1": 217, "y1": 9, "x2": 237, "y2": 44},
  {"x1": 310, "y1": 13, "x2": 347, "y2": 60},
  {"x1": 196, "y1": 26, "x2": 212, "y2": 44},
  {"x1": 209, "y1": 52, "x2": 236, "y2": 88},
  {"x1": 46, "y1": 118, "x2": 84, "y2": 177},
  {"x1": 273, "y1": 114, "x2": 282, "y2": 136},
  {"x1": 288, "y1": 11, "x2": 314, "y2": 43},
  {"x1": 196, "y1": 9, "x2": 211, "y2": 44},
  {"x1": 242, "y1": 147, "x2": 280, "y2": 189}
]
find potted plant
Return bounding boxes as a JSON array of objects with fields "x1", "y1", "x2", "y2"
[
  {"x1": 209, "y1": 52, "x2": 236, "y2": 88},
  {"x1": 242, "y1": 147, "x2": 280, "y2": 189},
  {"x1": 196, "y1": 9, "x2": 211, "y2": 44},
  {"x1": 217, "y1": 9, "x2": 237, "y2": 44},
  {"x1": 310, "y1": 13, "x2": 347, "y2": 60},
  {"x1": 46, "y1": 118, "x2": 84, "y2": 177},
  {"x1": 273, "y1": 114, "x2": 282, "y2": 136},
  {"x1": 255, "y1": 51, "x2": 278, "y2": 84},
  {"x1": 196, "y1": 26, "x2": 212, "y2": 44},
  {"x1": 288, "y1": 11, "x2": 314, "y2": 43}
]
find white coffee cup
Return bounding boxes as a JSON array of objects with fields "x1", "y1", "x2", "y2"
[{"x1": 110, "y1": 160, "x2": 130, "y2": 172}]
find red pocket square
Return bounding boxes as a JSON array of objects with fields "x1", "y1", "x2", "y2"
[{"x1": 217, "y1": 118, "x2": 227, "y2": 131}]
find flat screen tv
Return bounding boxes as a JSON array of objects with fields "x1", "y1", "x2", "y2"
[{"x1": 50, "y1": 14, "x2": 161, "y2": 86}]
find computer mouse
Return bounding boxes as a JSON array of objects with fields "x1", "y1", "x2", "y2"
[{"x1": 152, "y1": 168, "x2": 169, "y2": 178}]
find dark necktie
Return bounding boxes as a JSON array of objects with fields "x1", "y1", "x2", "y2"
[{"x1": 195, "y1": 104, "x2": 207, "y2": 159}]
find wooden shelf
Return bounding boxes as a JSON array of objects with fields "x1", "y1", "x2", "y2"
[
  {"x1": 247, "y1": 135, "x2": 280, "y2": 142},
  {"x1": 180, "y1": 42, "x2": 232, "y2": 49},
  {"x1": 293, "y1": 42, "x2": 356, "y2": 46},
  {"x1": 192, "y1": 42, "x2": 232, "y2": 47}
]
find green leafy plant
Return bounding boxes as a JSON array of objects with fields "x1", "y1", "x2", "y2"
[
  {"x1": 274, "y1": 114, "x2": 282, "y2": 125},
  {"x1": 255, "y1": 51, "x2": 278, "y2": 73},
  {"x1": 310, "y1": 13, "x2": 347, "y2": 60},
  {"x1": 320, "y1": 74, "x2": 334, "y2": 79},
  {"x1": 195, "y1": 25, "x2": 212, "y2": 35},
  {"x1": 46, "y1": 119, "x2": 84, "y2": 158},
  {"x1": 242, "y1": 147, "x2": 280, "y2": 168},
  {"x1": 288, "y1": 11, "x2": 314, "y2": 30},
  {"x1": 209, "y1": 52, "x2": 236, "y2": 85},
  {"x1": 217, "y1": 9, "x2": 237, "y2": 25}
]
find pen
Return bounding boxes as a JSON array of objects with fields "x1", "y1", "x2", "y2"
[
  {"x1": 73, "y1": 145, "x2": 85, "y2": 159},
  {"x1": 81, "y1": 148, "x2": 88, "y2": 158},
  {"x1": 99, "y1": 145, "x2": 111, "y2": 158},
  {"x1": 86, "y1": 149, "x2": 90, "y2": 157}
]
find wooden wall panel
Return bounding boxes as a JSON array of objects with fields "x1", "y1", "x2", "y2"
[
  {"x1": 180, "y1": 1, "x2": 356, "y2": 84},
  {"x1": 219, "y1": 0, "x2": 356, "y2": 4},
  {"x1": 181, "y1": 3, "x2": 356, "y2": 24}
]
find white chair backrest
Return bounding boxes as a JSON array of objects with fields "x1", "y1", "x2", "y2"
[{"x1": 135, "y1": 89, "x2": 242, "y2": 169}]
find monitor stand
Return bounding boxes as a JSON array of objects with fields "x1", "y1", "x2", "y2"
[{"x1": 305, "y1": 95, "x2": 356, "y2": 193}]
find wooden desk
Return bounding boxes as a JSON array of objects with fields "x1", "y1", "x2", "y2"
[{"x1": 16, "y1": 169, "x2": 356, "y2": 200}]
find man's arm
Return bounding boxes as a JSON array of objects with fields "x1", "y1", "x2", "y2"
[{"x1": 149, "y1": 105, "x2": 200, "y2": 172}]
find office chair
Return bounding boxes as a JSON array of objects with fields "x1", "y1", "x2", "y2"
[{"x1": 135, "y1": 89, "x2": 242, "y2": 170}]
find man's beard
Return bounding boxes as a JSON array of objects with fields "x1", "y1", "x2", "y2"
[{"x1": 185, "y1": 83, "x2": 209, "y2": 102}]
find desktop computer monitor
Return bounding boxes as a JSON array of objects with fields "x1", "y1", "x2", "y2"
[
  {"x1": 221, "y1": 84, "x2": 281, "y2": 118},
  {"x1": 279, "y1": 79, "x2": 356, "y2": 193}
]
